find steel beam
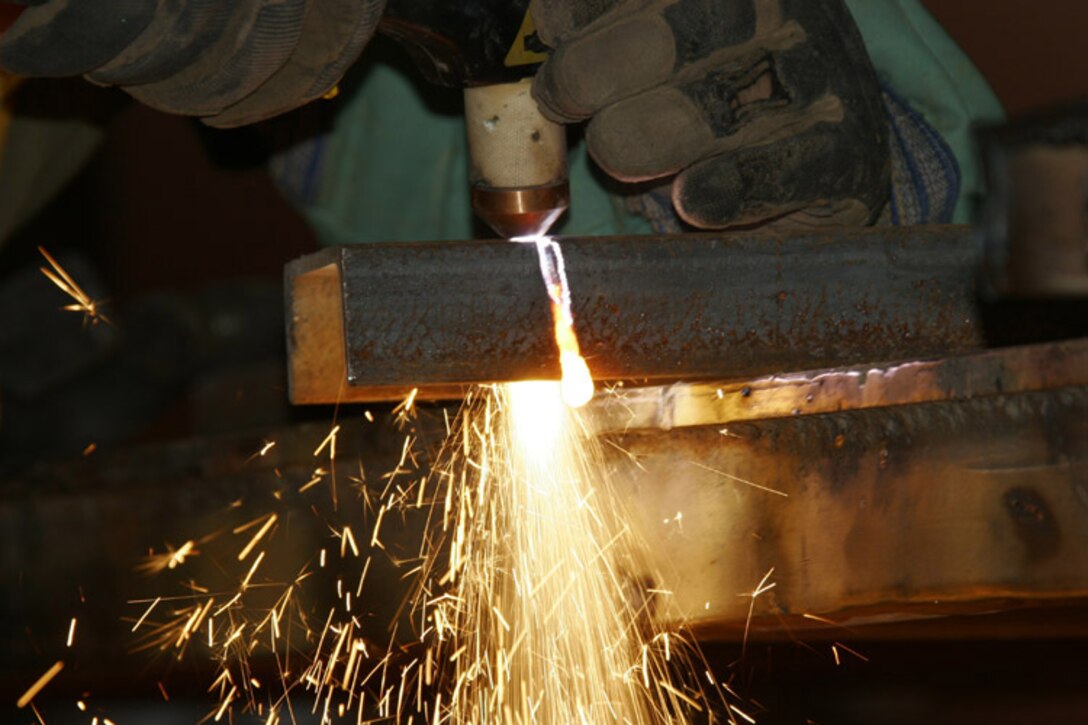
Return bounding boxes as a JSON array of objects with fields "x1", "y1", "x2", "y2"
[
  {"x1": 604, "y1": 384, "x2": 1088, "y2": 637},
  {"x1": 286, "y1": 225, "x2": 983, "y2": 403},
  {"x1": 3, "y1": 343, "x2": 1086, "y2": 682}
]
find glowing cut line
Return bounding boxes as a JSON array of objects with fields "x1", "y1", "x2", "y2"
[{"x1": 512, "y1": 235, "x2": 594, "y2": 407}]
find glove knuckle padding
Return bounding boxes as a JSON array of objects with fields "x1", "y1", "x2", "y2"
[
  {"x1": 536, "y1": 0, "x2": 889, "y2": 228},
  {"x1": 535, "y1": 14, "x2": 675, "y2": 121},
  {"x1": 676, "y1": 0, "x2": 888, "y2": 228},
  {"x1": 124, "y1": 0, "x2": 308, "y2": 116},
  {"x1": 88, "y1": 0, "x2": 234, "y2": 86},
  {"x1": 0, "y1": 0, "x2": 384, "y2": 124},
  {"x1": 204, "y1": 0, "x2": 386, "y2": 128},
  {"x1": 586, "y1": 87, "x2": 711, "y2": 180},
  {"x1": 674, "y1": 124, "x2": 873, "y2": 228},
  {"x1": 530, "y1": 0, "x2": 631, "y2": 47},
  {"x1": 533, "y1": 0, "x2": 759, "y2": 120},
  {"x1": 662, "y1": 0, "x2": 760, "y2": 62},
  {"x1": 0, "y1": 0, "x2": 160, "y2": 76}
]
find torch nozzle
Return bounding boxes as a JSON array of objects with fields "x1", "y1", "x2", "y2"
[
  {"x1": 471, "y1": 182, "x2": 570, "y2": 239},
  {"x1": 465, "y1": 80, "x2": 569, "y2": 239}
]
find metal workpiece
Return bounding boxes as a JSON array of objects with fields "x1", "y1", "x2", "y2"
[
  {"x1": 587, "y1": 338, "x2": 1088, "y2": 434},
  {"x1": 605, "y1": 384, "x2": 1088, "y2": 636},
  {"x1": 286, "y1": 225, "x2": 984, "y2": 404},
  {"x1": 978, "y1": 103, "x2": 1088, "y2": 297}
]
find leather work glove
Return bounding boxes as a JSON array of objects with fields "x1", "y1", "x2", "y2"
[
  {"x1": 0, "y1": 0, "x2": 385, "y2": 128},
  {"x1": 530, "y1": 0, "x2": 890, "y2": 230}
]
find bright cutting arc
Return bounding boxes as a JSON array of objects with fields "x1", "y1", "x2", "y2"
[{"x1": 513, "y1": 234, "x2": 595, "y2": 407}]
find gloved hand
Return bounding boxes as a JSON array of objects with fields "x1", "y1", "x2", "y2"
[
  {"x1": 0, "y1": 0, "x2": 385, "y2": 128},
  {"x1": 530, "y1": 0, "x2": 890, "y2": 230}
]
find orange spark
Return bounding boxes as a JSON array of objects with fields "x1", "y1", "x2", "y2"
[
  {"x1": 136, "y1": 540, "x2": 197, "y2": 575},
  {"x1": 741, "y1": 567, "x2": 777, "y2": 655},
  {"x1": 834, "y1": 641, "x2": 870, "y2": 662},
  {"x1": 690, "y1": 460, "x2": 789, "y2": 497},
  {"x1": 131, "y1": 596, "x2": 161, "y2": 632},
  {"x1": 313, "y1": 425, "x2": 340, "y2": 458},
  {"x1": 38, "y1": 247, "x2": 109, "y2": 326},
  {"x1": 17, "y1": 660, "x2": 64, "y2": 708},
  {"x1": 237, "y1": 514, "x2": 277, "y2": 561}
]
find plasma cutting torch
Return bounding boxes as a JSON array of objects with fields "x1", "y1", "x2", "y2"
[{"x1": 380, "y1": 0, "x2": 569, "y2": 239}]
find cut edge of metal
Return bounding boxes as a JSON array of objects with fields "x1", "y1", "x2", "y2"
[{"x1": 285, "y1": 249, "x2": 347, "y2": 405}]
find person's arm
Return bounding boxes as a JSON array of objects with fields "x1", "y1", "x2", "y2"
[{"x1": 0, "y1": 0, "x2": 385, "y2": 127}]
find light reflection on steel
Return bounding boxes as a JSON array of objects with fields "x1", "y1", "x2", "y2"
[{"x1": 588, "y1": 338, "x2": 1088, "y2": 433}]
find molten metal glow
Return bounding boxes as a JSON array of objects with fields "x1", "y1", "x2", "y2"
[
  {"x1": 560, "y1": 349, "x2": 594, "y2": 407},
  {"x1": 553, "y1": 301, "x2": 595, "y2": 408},
  {"x1": 505, "y1": 380, "x2": 564, "y2": 467},
  {"x1": 514, "y1": 234, "x2": 596, "y2": 408}
]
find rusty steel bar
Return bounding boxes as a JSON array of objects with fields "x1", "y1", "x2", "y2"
[
  {"x1": 286, "y1": 225, "x2": 983, "y2": 403},
  {"x1": 605, "y1": 385, "x2": 1088, "y2": 636}
]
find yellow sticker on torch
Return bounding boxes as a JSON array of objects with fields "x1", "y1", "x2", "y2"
[{"x1": 504, "y1": 10, "x2": 549, "y2": 67}]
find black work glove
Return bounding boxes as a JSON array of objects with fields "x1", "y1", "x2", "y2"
[
  {"x1": 0, "y1": 0, "x2": 385, "y2": 127},
  {"x1": 531, "y1": 0, "x2": 890, "y2": 230}
]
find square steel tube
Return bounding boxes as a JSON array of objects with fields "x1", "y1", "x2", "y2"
[{"x1": 285, "y1": 226, "x2": 983, "y2": 403}]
